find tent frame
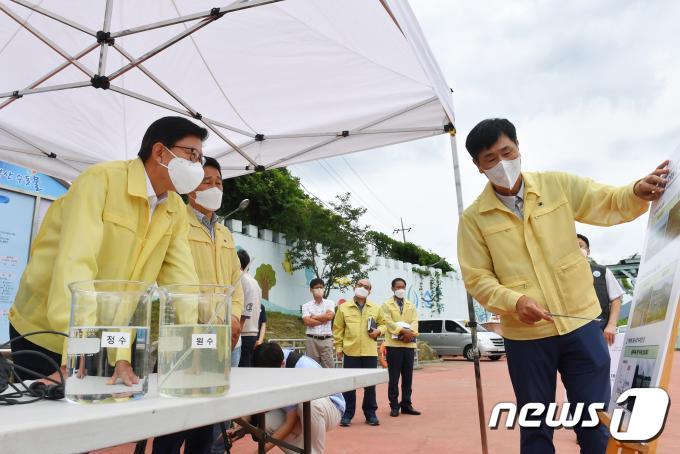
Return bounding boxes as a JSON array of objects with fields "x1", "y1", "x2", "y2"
[
  {"x1": 0, "y1": 0, "x2": 448, "y2": 174},
  {"x1": 0, "y1": 1, "x2": 490, "y2": 452}
]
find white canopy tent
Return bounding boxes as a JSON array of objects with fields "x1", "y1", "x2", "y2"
[
  {"x1": 0, "y1": 0, "x2": 456, "y2": 182},
  {"x1": 0, "y1": 1, "x2": 489, "y2": 452}
]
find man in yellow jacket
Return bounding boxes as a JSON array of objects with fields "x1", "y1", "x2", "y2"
[
  {"x1": 457, "y1": 118, "x2": 667, "y2": 454},
  {"x1": 152, "y1": 156, "x2": 244, "y2": 454},
  {"x1": 380, "y1": 277, "x2": 420, "y2": 418},
  {"x1": 332, "y1": 278, "x2": 385, "y2": 427},
  {"x1": 9, "y1": 116, "x2": 206, "y2": 386}
]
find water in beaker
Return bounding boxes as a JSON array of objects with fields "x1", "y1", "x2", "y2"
[{"x1": 66, "y1": 280, "x2": 152, "y2": 403}]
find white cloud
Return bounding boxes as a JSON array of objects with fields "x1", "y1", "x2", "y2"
[{"x1": 290, "y1": 0, "x2": 680, "y2": 268}]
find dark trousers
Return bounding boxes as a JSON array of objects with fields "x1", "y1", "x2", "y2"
[
  {"x1": 385, "y1": 347, "x2": 415, "y2": 410},
  {"x1": 238, "y1": 335, "x2": 258, "y2": 367},
  {"x1": 504, "y1": 321, "x2": 610, "y2": 454},
  {"x1": 9, "y1": 323, "x2": 62, "y2": 378},
  {"x1": 342, "y1": 355, "x2": 378, "y2": 419},
  {"x1": 152, "y1": 425, "x2": 214, "y2": 454}
]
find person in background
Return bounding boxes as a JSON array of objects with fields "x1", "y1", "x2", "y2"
[
  {"x1": 577, "y1": 234, "x2": 624, "y2": 345},
  {"x1": 380, "y1": 277, "x2": 420, "y2": 417},
  {"x1": 238, "y1": 249, "x2": 262, "y2": 367},
  {"x1": 332, "y1": 278, "x2": 384, "y2": 427},
  {"x1": 251, "y1": 342, "x2": 345, "y2": 454},
  {"x1": 9, "y1": 116, "x2": 204, "y2": 385},
  {"x1": 301, "y1": 278, "x2": 335, "y2": 368},
  {"x1": 257, "y1": 304, "x2": 267, "y2": 347},
  {"x1": 153, "y1": 156, "x2": 244, "y2": 454},
  {"x1": 457, "y1": 118, "x2": 666, "y2": 453}
]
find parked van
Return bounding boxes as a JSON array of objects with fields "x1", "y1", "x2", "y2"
[{"x1": 418, "y1": 319, "x2": 505, "y2": 361}]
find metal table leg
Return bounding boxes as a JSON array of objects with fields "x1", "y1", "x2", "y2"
[{"x1": 303, "y1": 401, "x2": 311, "y2": 453}]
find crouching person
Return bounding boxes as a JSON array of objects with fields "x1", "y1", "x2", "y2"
[{"x1": 252, "y1": 342, "x2": 345, "y2": 453}]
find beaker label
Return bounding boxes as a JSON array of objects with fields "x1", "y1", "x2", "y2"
[
  {"x1": 191, "y1": 333, "x2": 217, "y2": 349},
  {"x1": 68, "y1": 337, "x2": 101, "y2": 355},
  {"x1": 101, "y1": 332, "x2": 131, "y2": 348}
]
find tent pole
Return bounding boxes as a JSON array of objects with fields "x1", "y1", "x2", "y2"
[
  {"x1": 0, "y1": 3, "x2": 93, "y2": 78},
  {"x1": 450, "y1": 133, "x2": 489, "y2": 454},
  {"x1": 266, "y1": 96, "x2": 439, "y2": 167},
  {"x1": 201, "y1": 120, "x2": 259, "y2": 167},
  {"x1": 107, "y1": 17, "x2": 217, "y2": 81},
  {"x1": 0, "y1": 43, "x2": 98, "y2": 110},
  {"x1": 0, "y1": 124, "x2": 85, "y2": 173},
  {"x1": 10, "y1": 0, "x2": 96, "y2": 36},
  {"x1": 266, "y1": 126, "x2": 445, "y2": 139},
  {"x1": 97, "y1": 0, "x2": 114, "y2": 76},
  {"x1": 212, "y1": 140, "x2": 257, "y2": 160},
  {"x1": 109, "y1": 0, "x2": 284, "y2": 39},
  {"x1": 0, "y1": 81, "x2": 91, "y2": 99},
  {"x1": 107, "y1": 85, "x2": 194, "y2": 117},
  {"x1": 111, "y1": 42, "x2": 256, "y2": 138}
]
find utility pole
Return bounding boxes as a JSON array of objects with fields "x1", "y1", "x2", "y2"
[{"x1": 393, "y1": 217, "x2": 412, "y2": 243}]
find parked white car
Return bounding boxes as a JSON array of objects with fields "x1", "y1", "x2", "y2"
[{"x1": 418, "y1": 318, "x2": 505, "y2": 361}]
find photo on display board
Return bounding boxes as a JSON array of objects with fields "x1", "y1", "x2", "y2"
[{"x1": 630, "y1": 266, "x2": 674, "y2": 329}]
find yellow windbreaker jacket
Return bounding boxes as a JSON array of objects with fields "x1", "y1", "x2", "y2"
[
  {"x1": 9, "y1": 158, "x2": 199, "y2": 356},
  {"x1": 457, "y1": 172, "x2": 647, "y2": 340}
]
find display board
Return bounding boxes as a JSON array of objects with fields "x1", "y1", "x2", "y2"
[
  {"x1": 0, "y1": 160, "x2": 67, "y2": 345},
  {"x1": 610, "y1": 146, "x2": 680, "y2": 427}
]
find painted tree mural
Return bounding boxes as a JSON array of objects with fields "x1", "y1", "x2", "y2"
[{"x1": 255, "y1": 263, "x2": 277, "y2": 300}]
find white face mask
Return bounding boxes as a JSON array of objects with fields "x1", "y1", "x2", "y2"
[
  {"x1": 394, "y1": 289, "x2": 406, "y2": 299},
  {"x1": 355, "y1": 287, "x2": 369, "y2": 299},
  {"x1": 312, "y1": 288, "x2": 324, "y2": 298},
  {"x1": 160, "y1": 147, "x2": 205, "y2": 194},
  {"x1": 194, "y1": 187, "x2": 223, "y2": 211},
  {"x1": 580, "y1": 247, "x2": 589, "y2": 258},
  {"x1": 483, "y1": 157, "x2": 521, "y2": 190}
]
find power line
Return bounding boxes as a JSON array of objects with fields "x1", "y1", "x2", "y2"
[
  {"x1": 340, "y1": 156, "x2": 401, "y2": 221},
  {"x1": 307, "y1": 162, "x2": 394, "y2": 232}
]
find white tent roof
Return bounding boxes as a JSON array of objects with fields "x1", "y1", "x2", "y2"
[{"x1": 0, "y1": 0, "x2": 455, "y2": 181}]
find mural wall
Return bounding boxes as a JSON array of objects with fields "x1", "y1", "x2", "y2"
[{"x1": 227, "y1": 220, "x2": 469, "y2": 321}]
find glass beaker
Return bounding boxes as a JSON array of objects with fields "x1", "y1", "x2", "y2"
[
  {"x1": 158, "y1": 284, "x2": 233, "y2": 398},
  {"x1": 65, "y1": 280, "x2": 152, "y2": 403}
]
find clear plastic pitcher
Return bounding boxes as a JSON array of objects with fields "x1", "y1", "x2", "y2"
[
  {"x1": 65, "y1": 280, "x2": 152, "y2": 403},
  {"x1": 158, "y1": 284, "x2": 233, "y2": 398}
]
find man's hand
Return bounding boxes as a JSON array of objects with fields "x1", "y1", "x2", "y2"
[
  {"x1": 634, "y1": 161, "x2": 670, "y2": 201},
  {"x1": 516, "y1": 296, "x2": 553, "y2": 325},
  {"x1": 400, "y1": 329, "x2": 415, "y2": 343},
  {"x1": 231, "y1": 315, "x2": 241, "y2": 351},
  {"x1": 603, "y1": 325, "x2": 616, "y2": 346},
  {"x1": 337, "y1": 351, "x2": 343, "y2": 362},
  {"x1": 368, "y1": 329, "x2": 381, "y2": 340},
  {"x1": 106, "y1": 360, "x2": 140, "y2": 386}
]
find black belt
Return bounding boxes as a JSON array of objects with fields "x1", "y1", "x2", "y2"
[{"x1": 306, "y1": 334, "x2": 332, "y2": 340}]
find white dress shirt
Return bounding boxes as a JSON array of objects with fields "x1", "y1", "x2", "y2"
[
  {"x1": 301, "y1": 299, "x2": 335, "y2": 336},
  {"x1": 144, "y1": 170, "x2": 167, "y2": 224}
]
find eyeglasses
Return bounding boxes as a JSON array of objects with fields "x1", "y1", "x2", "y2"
[{"x1": 171, "y1": 145, "x2": 205, "y2": 165}]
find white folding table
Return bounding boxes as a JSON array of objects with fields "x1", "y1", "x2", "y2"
[{"x1": 0, "y1": 367, "x2": 388, "y2": 454}]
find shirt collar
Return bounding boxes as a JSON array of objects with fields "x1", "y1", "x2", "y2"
[
  {"x1": 495, "y1": 180, "x2": 525, "y2": 207},
  {"x1": 478, "y1": 173, "x2": 538, "y2": 214},
  {"x1": 144, "y1": 165, "x2": 168, "y2": 204},
  {"x1": 191, "y1": 206, "x2": 217, "y2": 228}
]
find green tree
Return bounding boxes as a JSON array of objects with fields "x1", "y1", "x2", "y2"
[
  {"x1": 286, "y1": 193, "x2": 374, "y2": 297},
  {"x1": 255, "y1": 263, "x2": 277, "y2": 300},
  {"x1": 220, "y1": 168, "x2": 308, "y2": 234},
  {"x1": 429, "y1": 271, "x2": 444, "y2": 315}
]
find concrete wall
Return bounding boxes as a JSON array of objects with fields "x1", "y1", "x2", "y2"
[{"x1": 226, "y1": 220, "x2": 468, "y2": 320}]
